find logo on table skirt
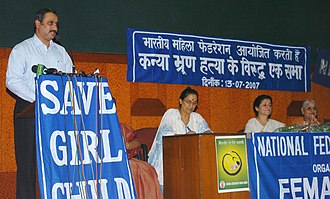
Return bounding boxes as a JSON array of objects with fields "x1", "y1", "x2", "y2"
[{"x1": 221, "y1": 151, "x2": 242, "y2": 176}]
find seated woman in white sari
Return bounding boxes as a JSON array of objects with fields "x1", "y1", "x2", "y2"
[
  {"x1": 300, "y1": 99, "x2": 320, "y2": 126},
  {"x1": 148, "y1": 87, "x2": 212, "y2": 192},
  {"x1": 244, "y1": 94, "x2": 285, "y2": 133}
]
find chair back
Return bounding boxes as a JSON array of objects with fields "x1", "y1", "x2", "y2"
[{"x1": 135, "y1": 127, "x2": 158, "y2": 154}]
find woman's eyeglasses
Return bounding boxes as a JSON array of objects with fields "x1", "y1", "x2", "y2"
[
  {"x1": 183, "y1": 99, "x2": 198, "y2": 106},
  {"x1": 305, "y1": 106, "x2": 318, "y2": 111}
]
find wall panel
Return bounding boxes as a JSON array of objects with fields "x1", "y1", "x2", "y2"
[{"x1": 1, "y1": 48, "x2": 329, "y2": 174}]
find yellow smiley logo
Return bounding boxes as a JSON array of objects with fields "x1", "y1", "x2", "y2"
[{"x1": 221, "y1": 151, "x2": 242, "y2": 176}]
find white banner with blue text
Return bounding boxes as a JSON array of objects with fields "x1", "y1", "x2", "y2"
[
  {"x1": 247, "y1": 132, "x2": 329, "y2": 199},
  {"x1": 35, "y1": 75, "x2": 136, "y2": 199},
  {"x1": 127, "y1": 29, "x2": 311, "y2": 92}
]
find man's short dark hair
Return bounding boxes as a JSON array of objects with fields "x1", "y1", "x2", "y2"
[{"x1": 33, "y1": 8, "x2": 58, "y2": 32}]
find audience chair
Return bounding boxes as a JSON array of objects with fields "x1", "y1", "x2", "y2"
[{"x1": 134, "y1": 127, "x2": 158, "y2": 161}]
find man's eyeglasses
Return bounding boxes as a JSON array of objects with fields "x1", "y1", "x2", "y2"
[
  {"x1": 41, "y1": 21, "x2": 59, "y2": 27},
  {"x1": 305, "y1": 106, "x2": 318, "y2": 111},
  {"x1": 183, "y1": 99, "x2": 198, "y2": 106}
]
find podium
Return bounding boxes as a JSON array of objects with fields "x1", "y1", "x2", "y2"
[{"x1": 163, "y1": 133, "x2": 250, "y2": 199}]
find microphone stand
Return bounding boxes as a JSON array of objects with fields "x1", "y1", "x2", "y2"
[{"x1": 53, "y1": 34, "x2": 76, "y2": 73}]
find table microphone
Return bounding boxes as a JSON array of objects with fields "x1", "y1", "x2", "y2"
[{"x1": 31, "y1": 64, "x2": 58, "y2": 75}]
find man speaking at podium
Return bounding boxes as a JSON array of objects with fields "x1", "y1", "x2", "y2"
[{"x1": 6, "y1": 8, "x2": 73, "y2": 199}]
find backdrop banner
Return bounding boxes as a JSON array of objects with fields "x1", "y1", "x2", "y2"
[
  {"x1": 35, "y1": 75, "x2": 136, "y2": 199},
  {"x1": 312, "y1": 48, "x2": 330, "y2": 88},
  {"x1": 127, "y1": 28, "x2": 311, "y2": 92},
  {"x1": 247, "y1": 132, "x2": 330, "y2": 199}
]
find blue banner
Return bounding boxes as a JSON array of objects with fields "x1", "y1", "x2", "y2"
[
  {"x1": 35, "y1": 75, "x2": 136, "y2": 199},
  {"x1": 312, "y1": 48, "x2": 330, "y2": 88},
  {"x1": 127, "y1": 29, "x2": 311, "y2": 92},
  {"x1": 247, "y1": 132, "x2": 330, "y2": 199}
]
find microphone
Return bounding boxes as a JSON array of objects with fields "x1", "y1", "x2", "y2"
[
  {"x1": 52, "y1": 33, "x2": 76, "y2": 73},
  {"x1": 31, "y1": 64, "x2": 58, "y2": 76},
  {"x1": 31, "y1": 64, "x2": 46, "y2": 76},
  {"x1": 53, "y1": 34, "x2": 62, "y2": 46}
]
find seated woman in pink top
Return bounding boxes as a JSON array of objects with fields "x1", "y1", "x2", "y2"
[{"x1": 120, "y1": 124, "x2": 163, "y2": 199}]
